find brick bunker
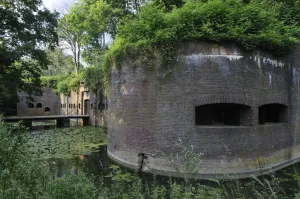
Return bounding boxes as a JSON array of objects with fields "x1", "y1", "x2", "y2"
[{"x1": 107, "y1": 41, "x2": 300, "y2": 178}]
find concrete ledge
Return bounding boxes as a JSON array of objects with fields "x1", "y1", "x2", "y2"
[
  {"x1": 196, "y1": 126, "x2": 250, "y2": 129},
  {"x1": 107, "y1": 148, "x2": 300, "y2": 179}
]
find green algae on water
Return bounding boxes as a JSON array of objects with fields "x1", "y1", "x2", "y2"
[{"x1": 27, "y1": 126, "x2": 107, "y2": 159}]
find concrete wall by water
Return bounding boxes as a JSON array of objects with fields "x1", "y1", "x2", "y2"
[
  {"x1": 107, "y1": 41, "x2": 300, "y2": 178},
  {"x1": 17, "y1": 88, "x2": 60, "y2": 116}
]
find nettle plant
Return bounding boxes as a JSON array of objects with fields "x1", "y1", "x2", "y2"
[{"x1": 170, "y1": 138, "x2": 203, "y2": 181}]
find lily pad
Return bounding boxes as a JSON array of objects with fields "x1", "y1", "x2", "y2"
[{"x1": 27, "y1": 126, "x2": 107, "y2": 159}]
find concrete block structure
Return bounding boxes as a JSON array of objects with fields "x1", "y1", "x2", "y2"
[
  {"x1": 107, "y1": 41, "x2": 300, "y2": 178},
  {"x1": 16, "y1": 84, "x2": 107, "y2": 126},
  {"x1": 17, "y1": 88, "x2": 60, "y2": 116}
]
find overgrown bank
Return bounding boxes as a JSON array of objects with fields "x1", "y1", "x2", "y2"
[{"x1": 0, "y1": 122, "x2": 97, "y2": 199}]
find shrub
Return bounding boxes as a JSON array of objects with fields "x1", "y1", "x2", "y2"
[
  {"x1": 0, "y1": 122, "x2": 97, "y2": 199},
  {"x1": 102, "y1": 0, "x2": 300, "y2": 83}
]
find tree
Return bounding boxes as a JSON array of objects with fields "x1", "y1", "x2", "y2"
[
  {"x1": 57, "y1": 16, "x2": 83, "y2": 74},
  {"x1": 57, "y1": 0, "x2": 108, "y2": 73},
  {"x1": 41, "y1": 48, "x2": 74, "y2": 76},
  {"x1": 0, "y1": 0, "x2": 58, "y2": 114},
  {"x1": 153, "y1": 0, "x2": 184, "y2": 11}
]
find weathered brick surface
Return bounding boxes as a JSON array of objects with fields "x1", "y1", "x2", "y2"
[
  {"x1": 107, "y1": 41, "x2": 300, "y2": 178},
  {"x1": 59, "y1": 85, "x2": 107, "y2": 126}
]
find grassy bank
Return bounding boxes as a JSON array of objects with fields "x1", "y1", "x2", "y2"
[{"x1": 0, "y1": 122, "x2": 97, "y2": 199}]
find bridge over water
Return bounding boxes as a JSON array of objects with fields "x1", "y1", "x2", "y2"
[{"x1": 1, "y1": 115, "x2": 90, "y2": 129}]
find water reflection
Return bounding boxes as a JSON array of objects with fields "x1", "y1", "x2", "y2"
[
  {"x1": 50, "y1": 145, "x2": 300, "y2": 190},
  {"x1": 48, "y1": 146, "x2": 112, "y2": 178}
]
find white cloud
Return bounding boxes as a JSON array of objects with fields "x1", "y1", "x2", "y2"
[{"x1": 42, "y1": 0, "x2": 75, "y2": 13}]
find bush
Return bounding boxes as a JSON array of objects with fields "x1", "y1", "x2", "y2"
[
  {"x1": 102, "y1": 0, "x2": 300, "y2": 82},
  {"x1": 41, "y1": 76, "x2": 62, "y2": 90},
  {"x1": 42, "y1": 65, "x2": 103, "y2": 95},
  {"x1": 45, "y1": 174, "x2": 96, "y2": 199},
  {"x1": 0, "y1": 122, "x2": 97, "y2": 199}
]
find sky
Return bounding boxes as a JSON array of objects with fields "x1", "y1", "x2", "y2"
[
  {"x1": 41, "y1": 0, "x2": 111, "y2": 63},
  {"x1": 42, "y1": 0, "x2": 77, "y2": 58},
  {"x1": 42, "y1": 0, "x2": 75, "y2": 12}
]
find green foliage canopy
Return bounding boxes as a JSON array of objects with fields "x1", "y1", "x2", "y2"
[
  {"x1": 0, "y1": 0, "x2": 58, "y2": 113},
  {"x1": 102, "y1": 0, "x2": 300, "y2": 83},
  {"x1": 41, "y1": 48, "x2": 74, "y2": 76},
  {"x1": 51, "y1": 0, "x2": 300, "y2": 95},
  {"x1": 41, "y1": 65, "x2": 103, "y2": 94},
  {"x1": 41, "y1": 73, "x2": 83, "y2": 95}
]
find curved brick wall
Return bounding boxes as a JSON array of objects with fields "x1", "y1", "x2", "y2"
[{"x1": 107, "y1": 41, "x2": 300, "y2": 178}]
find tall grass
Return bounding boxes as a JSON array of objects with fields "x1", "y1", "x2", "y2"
[{"x1": 0, "y1": 122, "x2": 96, "y2": 199}]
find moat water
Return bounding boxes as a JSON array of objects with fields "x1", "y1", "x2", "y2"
[{"x1": 29, "y1": 121, "x2": 171, "y2": 183}]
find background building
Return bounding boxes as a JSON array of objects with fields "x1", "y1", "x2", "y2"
[{"x1": 17, "y1": 88, "x2": 60, "y2": 116}]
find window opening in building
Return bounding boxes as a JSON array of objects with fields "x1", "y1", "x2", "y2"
[
  {"x1": 91, "y1": 103, "x2": 93, "y2": 109},
  {"x1": 195, "y1": 103, "x2": 251, "y2": 126},
  {"x1": 78, "y1": 103, "x2": 81, "y2": 109},
  {"x1": 101, "y1": 103, "x2": 107, "y2": 110},
  {"x1": 259, "y1": 103, "x2": 287, "y2": 124},
  {"x1": 84, "y1": 99, "x2": 91, "y2": 115},
  {"x1": 36, "y1": 103, "x2": 42, "y2": 108},
  {"x1": 61, "y1": 104, "x2": 62, "y2": 108},
  {"x1": 28, "y1": 103, "x2": 34, "y2": 108},
  {"x1": 45, "y1": 107, "x2": 50, "y2": 112}
]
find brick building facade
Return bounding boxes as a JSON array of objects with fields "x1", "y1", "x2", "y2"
[
  {"x1": 60, "y1": 82, "x2": 107, "y2": 126},
  {"x1": 17, "y1": 83, "x2": 107, "y2": 126}
]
